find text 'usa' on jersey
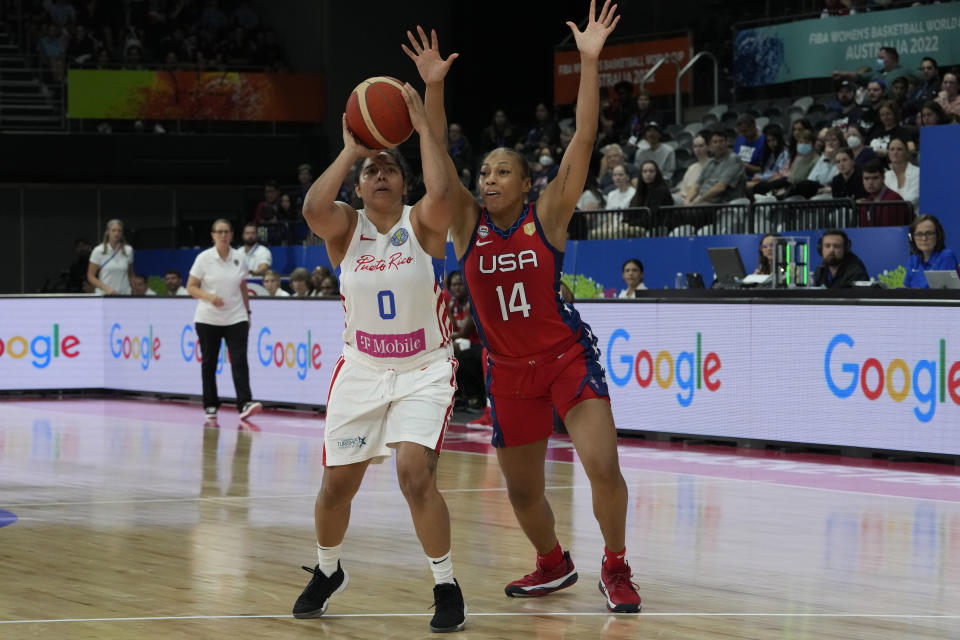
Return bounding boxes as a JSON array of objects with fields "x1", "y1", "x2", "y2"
[{"x1": 460, "y1": 204, "x2": 586, "y2": 358}]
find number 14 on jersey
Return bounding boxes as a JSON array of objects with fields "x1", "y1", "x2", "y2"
[{"x1": 495, "y1": 282, "x2": 531, "y2": 321}]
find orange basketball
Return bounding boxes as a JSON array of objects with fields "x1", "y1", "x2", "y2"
[{"x1": 345, "y1": 76, "x2": 414, "y2": 150}]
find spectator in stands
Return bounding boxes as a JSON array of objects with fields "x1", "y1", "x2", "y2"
[
  {"x1": 609, "y1": 80, "x2": 637, "y2": 135},
  {"x1": 753, "y1": 233, "x2": 779, "y2": 275},
  {"x1": 798, "y1": 127, "x2": 843, "y2": 197},
  {"x1": 295, "y1": 164, "x2": 313, "y2": 213},
  {"x1": 904, "y1": 215, "x2": 957, "y2": 289},
  {"x1": 844, "y1": 124, "x2": 876, "y2": 168},
  {"x1": 277, "y1": 192, "x2": 295, "y2": 221},
  {"x1": 479, "y1": 109, "x2": 517, "y2": 154},
  {"x1": 47, "y1": 0, "x2": 76, "y2": 27},
  {"x1": 870, "y1": 101, "x2": 915, "y2": 158},
  {"x1": 448, "y1": 123, "x2": 475, "y2": 190},
  {"x1": 87, "y1": 219, "x2": 133, "y2": 295},
  {"x1": 746, "y1": 125, "x2": 788, "y2": 198},
  {"x1": 37, "y1": 23, "x2": 68, "y2": 81},
  {"x1": 316, "y1": 275, "x2": 339, "y2": 299},
  {"x1": 66, "y1": 24, "x2": 97, "y2": 66},
  {"x1": 288, "y1": 267, "x2": 311, "y2": 296},
  {"x1": 827, "y1": 80, "x2": 865, "y2": 130},
  {"x1": 673, "y1": 134, "x2": 709, "y2": 204},
  {"x1": 687, "y1": 129, "x2": 746, "y2": 204},
  {"x1": 884, "y1": 138, "x2": 919, "y2": 207},
  {"x1": 603, "y1": 164, "x2": 636, "y2": 210},
  {"x1": 788, "y1": 118, "x2": 814, "y2": 159},
  {"x1": 262, "y1": 269, "x2": 289, "y2": 297},
  {"x1": 239, "y1": 222, "x2": 271, "y2": 276},
  {"x1": 67, "y1": 237, "x2": 93, "y2": 292},
  {"x1": 833, "y1": 46, "x2": 913, "y2": 86},
  {"x1": 830, "y1": 147, "x2": 867, "y2": 200},
  {"x1": 618, "y1": 258, "x2": 647, "y2": 298},
  {"x1": 629, "y1": 161, "x2": 673, "y2": 211},
  {"x1": 634, "y1": 122, "x2": 675, "y2": 182},
  {"x1": 905, "y1": 57, "x2": 941, "y2": 123},
  {"x1": 858, "y1": 158, "x2": 905, "y2": 226},
  {"x1": 253, "y1": 179, "x2": 280, "y2": 223},
  {"x1": 445, "y1": 270, "x2": 484, "y2": 411},
  {"x1": 131, "y1": 273, "x2": 156, "y2": 296},
  {"x1": 528, "y1": 146, "x2": 559, "y2": 203},
  {"x1": 310, "y1": 266, "x2": 331, "y2": 295},
  {"x1": 164, "y1": 269, "x2": 188, "y2": 295},
  {"x1": 864, "y1": 79, "x2": 886, "y2": 114},
  {"x1": 598, "y1": 143, "x2": 636, "y2": 193},
  {"x1": 733, "y1": 114, "x2": 765, "y2": 177},
  {"x1": 821, "y1": 0, "x2": 855, "y2": 17},
  {"x1": 920, "y1": 100, "x2": 951, "y2": 126},
  {"x1": 577, "y1": 169, "x2": 606, "y2": 211},
  {"x1": 752, "y1": 129, "x2": 817, "y2": 200},
  {"x1": 813, "y1": 229, "x2": 869, "y2": 288},
  {"x1": 889, "y1": 76, "x2": 909, "y2": 115},
  {"x1": 935, "y1": 72, "x2": 960, "y2": 121},
  {"x1": 231, "y1": 1, "x2": 259, "y2": 30},
  {"x1": 623, "y1": 90, "x2": 653, "y2": 152},
  {"x1": 222, "y1": 25, "x2": 255, "y2": 66},
  {"x1": 515, "y1": 102, "x2": 560, "y2": 156}
]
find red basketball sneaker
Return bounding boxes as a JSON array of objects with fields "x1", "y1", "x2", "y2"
[
  {"x1": 467, "y1": 406, "x2": 492, "y2": 427},
  {"x1": 598, "y1": 561, "x2": 641, "y2": 612},
  {"x1": 504, "y1": 551, "x2": 578, "y2": 597}
]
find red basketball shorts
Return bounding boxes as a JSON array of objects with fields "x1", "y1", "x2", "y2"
[{"x1": 483, "y1": 329, "x2": 609, "y2": 448}]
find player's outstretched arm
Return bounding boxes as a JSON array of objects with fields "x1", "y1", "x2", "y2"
[
  {"x1": 538, "y1": 0, "x2": 619, "y2": 234},
  {"x1": 301, "y1": 116, "x2": 377, "y2": 260},
  {"x1": 403, "y1": 26, "x2": 479, "y2": 257}
]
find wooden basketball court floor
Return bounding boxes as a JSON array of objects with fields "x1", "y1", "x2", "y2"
[{"x1": 1, "y1": 398, "x2": 958, "y2": 639}]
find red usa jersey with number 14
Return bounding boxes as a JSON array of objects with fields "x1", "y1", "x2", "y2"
[{"x1": 460, "y1": 204, "x2": 586, "y2": 358}]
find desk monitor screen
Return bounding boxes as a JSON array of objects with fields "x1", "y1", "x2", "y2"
[
  {"x1": 708, "y1": 247, "x2": 747, "y2": 287},
  {"x1": 924, "y1": 270, "x2": 960, "y2": 289}
]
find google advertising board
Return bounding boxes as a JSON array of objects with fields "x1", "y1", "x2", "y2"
[
  {"x1": 0, "y1": 298, "x2": 102, "y2": 389},
  {"x1": 1, "y1": 297, "x2": 342, "y2": 405},
  {"x1": 579, "y1": 302, "x2": 960, "y2": 456},
  {"x1": 3, "y1": 297, "x2": 958, "y2": 455}
]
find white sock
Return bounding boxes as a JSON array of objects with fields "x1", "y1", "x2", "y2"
[
  {"x1": 317, "y1": 543, "x2": 342, "y2": 577},
  {"x1": 428, "y1": 551, "x2": 456, "y2": 585}
]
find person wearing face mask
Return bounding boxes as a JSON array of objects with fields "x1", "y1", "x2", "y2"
[
  {"x1": 528, "y1": 146, "x2": 560, "y2": 202},
  {"x1": 844, "y1": 125, "x2": 876, "y2": 168},
  {"x1": 633, "y1": 122, "x2": 675, "y2": 182},
  {"x1": 752, "y1": 129, "x2": 818, "y2": 199},
  {"x1": 240, "y1": 222, "x2": 272, "y2": 276},
  {"x1": 903, "y1": 214, "x2": 957, "y2": 289},
  {"x1": 833, "y1": 46, "x2": 914, "y2": 87}
]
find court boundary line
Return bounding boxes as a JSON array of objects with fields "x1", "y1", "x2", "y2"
[{"x1": 2, "y1": 612, "x2": 959, "y2": 624}]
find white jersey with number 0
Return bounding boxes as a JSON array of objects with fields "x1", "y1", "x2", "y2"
[{"x1": 339, "y1": 205, "x2": 452, "y2": 369}]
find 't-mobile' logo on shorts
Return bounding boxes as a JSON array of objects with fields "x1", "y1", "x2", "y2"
[
  {"x1": 356, "y1": 328, "x2": 426, "y2": 358},
  {"x1": 337, "y1": 436, "x2": 367, "y2": 449}
]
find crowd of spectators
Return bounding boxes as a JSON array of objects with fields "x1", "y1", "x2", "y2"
[{"x1": 21, "y1": 0, "x2": 288, "y2": 84}]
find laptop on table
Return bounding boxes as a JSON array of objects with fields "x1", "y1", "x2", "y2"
[
  {"x1": 924, "y1": 270, "x2": 960, "y2": 289},
  {"x1": 707, "y1": 247, "x2": 747, "y2": 288}
]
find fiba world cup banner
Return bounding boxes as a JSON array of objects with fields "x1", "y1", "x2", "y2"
[
  {"x1": 734, "y1": 3, "x2": 960, "y2": 88},
  {"x1": 67, "y1": 70, "x2": 325, "y2": 121}
]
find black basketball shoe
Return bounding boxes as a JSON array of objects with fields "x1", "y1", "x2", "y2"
[
  {"x1": 430, "y1": 579, "x2": 466, "y2": 633},
  {"x1": 292, "y1": 562, "x2": 349, "y2": 618}
]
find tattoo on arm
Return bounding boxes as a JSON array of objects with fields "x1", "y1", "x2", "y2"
[
  {"x1": 423, "y1": 447, "x2": 439, "y2": 474},
  {"x1": 559, "y1": 164, "x2": 572, "y2": 196}
]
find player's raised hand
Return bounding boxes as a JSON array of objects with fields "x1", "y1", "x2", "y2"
[
  {"x1": 402, "y1": 25, "x2": 459, "y2": 85},
  {"x1": 400, "y1": 83, "x2": 429, "y2": 134},
  {"x1": 566, "y1": 0, "x2": 619, "y2": 60},
  {"x1": 341, "y1": 114, "x2": 378, "y2": 157}
]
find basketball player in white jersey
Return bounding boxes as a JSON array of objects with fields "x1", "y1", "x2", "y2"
[{"x1": 291, "y1": 73, "x2": 466, "y2": 631}]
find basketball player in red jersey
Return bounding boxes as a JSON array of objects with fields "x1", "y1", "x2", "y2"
[{"x1": 405, "y1": 1, "x2": 641, "y2": 613}]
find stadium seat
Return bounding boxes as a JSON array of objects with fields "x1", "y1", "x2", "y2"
[
  {"x1": 702, "y1": 113, "x2": 719, "y2": 126},
  {"x1": 668, "y1": 224, "x2": 696, "y2": 237},
  {"x1": 763, "y1": 106, "x2": 782, "y2": 118},
  {"x1": 676, "y1": 131, "x2": 693, "y2": 147},
  {"x1": 720, "y1": 111, "x2": 738, "y2": 125},
  {"x1": 708, "y1": 104, "x2": 728, "y2": 118},
  {"x1": 792, "y1": 96, "x2": 814, "y2": 111},
  {"x1": 682, "y1": 123, "x2": 701, "y2": 137},
  {"x1": 755, "y1": 116, "x2": 769, "y2": 130}
]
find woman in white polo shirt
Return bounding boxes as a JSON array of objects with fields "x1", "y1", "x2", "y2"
[
  {"x1": 186, "y1": 219, "x2": 262, "y2": 421},
  {"x1": 87, "y1": 219, "x2": 134, "y2": 295}
]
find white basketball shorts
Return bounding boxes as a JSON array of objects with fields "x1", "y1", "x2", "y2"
[{"x1": 323, "y1": 351, "x2": 458, "y2": 466}]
